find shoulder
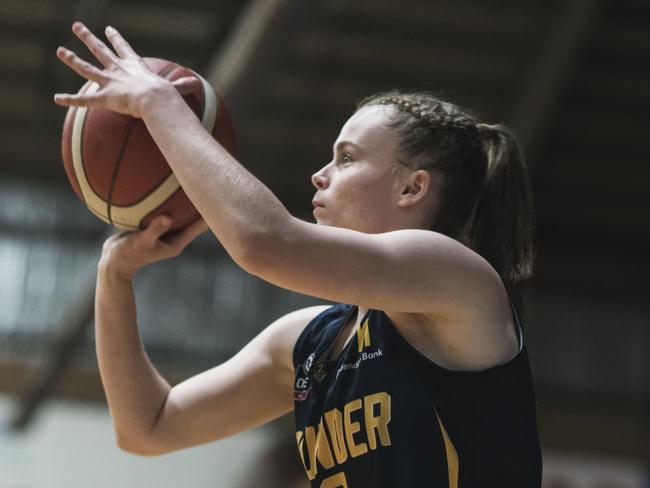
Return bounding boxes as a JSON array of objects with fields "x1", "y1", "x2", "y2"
[
  {"x1": 378, "y1": 231, "x2": 520, "y2": 370},
  {"x1": 262, "y1": 305, "x2": 334, "y2": 374},
  {"x1": 291, "y1": 303, "x2": 353, "y2": 362},
  {"x1": 391, "y1": 274, "x2": 520, "y2": 371}
]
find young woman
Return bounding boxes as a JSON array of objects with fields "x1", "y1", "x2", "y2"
[{"x1": 55, "y1": 22, "x2": 542, "y2": 487}]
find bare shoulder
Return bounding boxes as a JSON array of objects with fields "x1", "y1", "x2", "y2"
[
  {"x1": 389, "y1": 266, "x2": 519, "y2": 371},
  {"x1": 378, "y1": 231, "x2": 520, "y2": 371},
  {"x1": 263, "y1": 305, "x2": 332, "y2": 373}
]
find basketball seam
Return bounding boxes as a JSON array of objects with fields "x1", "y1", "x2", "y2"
[
  {"x1": 111, "y1": 170, "x2": 174, "y2": 208},
  {"x1": 106, "y1": 61, "x2": 178, "y2": 227},
  {"x1": 78, "y1": 87, "x2": 107, "y2": 207},
  {"x1": 107, "y1": 119, "x2": 138, "y2": 226},
  {"x1": 72, "y1": 83, "x2": 112, "y2": 224},
  {"x1": 140, "y1": 186, "x2": 197, "y2": 229}
]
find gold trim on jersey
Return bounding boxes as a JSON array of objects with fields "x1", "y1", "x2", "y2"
[
  {"x1": 435, "y1": 411, "x2": 459, "y2": 488},
  {"x1": 356, "y1": 316, "x2": 371, "y2": 352}
]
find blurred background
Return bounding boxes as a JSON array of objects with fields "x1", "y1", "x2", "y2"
[{"x1": 0, "y1": 0, "x2": 648, "y2": 486}]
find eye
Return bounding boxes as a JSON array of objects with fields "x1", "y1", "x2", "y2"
[{"x1": 340, "y1": 154, "x2": 353, "y2": 166}]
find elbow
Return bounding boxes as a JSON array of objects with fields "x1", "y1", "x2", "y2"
[
  {"x1": 235, "y1": 241, "x2": 271, "y2": 278},
  {"x1": 232, "y1": 218, "x2": 296, "y2": 278},
  {"x1": 230, "y1": 235, "x2": 263, "y2": 275},
  {"x1": 116, "y1": 432, "x2": 168, "y2": 457}
]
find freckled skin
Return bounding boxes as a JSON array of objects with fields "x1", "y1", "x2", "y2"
[{"x1": 311, "y1": 106, "x2": 409, "y2": 234}]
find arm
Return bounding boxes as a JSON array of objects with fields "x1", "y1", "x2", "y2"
[
  {"x1": 95, "y1": 215, "x2": 327, "y2": 455},
  {"x1": 136, "y1": 92, "x2": 498, "y2": 314},
  {"x1": 95, "y1": 216, "x2": 208, "y2": 452},
  {"x1": 96, "y1": 265, "x2": 170, "y2": 452},
  {"x1": 99, "y1": 271, "x2": 323, "y2": 455},
  {"x1": 145, "y1": 304, "x2": 327, "y2": 454},
  {"x1": 99, "y1": 271, "x2": 324, "y2": 454},
  {"x1": 140, "y1": 98, "x2": 498, "y2": 317},
  {"x1": 55, "y1": 23, "x2": 500, "y2": 320}
]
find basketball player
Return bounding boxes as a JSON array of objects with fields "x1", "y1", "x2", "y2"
[{"x1": 54, "y1": 22, "x2": 542, "y2": 486}]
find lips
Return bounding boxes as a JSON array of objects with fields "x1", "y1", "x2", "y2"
[{"x1": 312, "y1": 200, "x2": 325, "y2": 208}]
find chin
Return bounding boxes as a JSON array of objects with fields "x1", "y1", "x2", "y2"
[
  {"x1": 313, "y1": 211, "x2": 334, "y2": 227},
  {"x1": 312, "y1": 213, "x2": 354, "y2": 231}
]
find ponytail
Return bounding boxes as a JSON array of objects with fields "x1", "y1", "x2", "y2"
[{"x1": 466, "y1": 124, "x2": 536, "y2": 287}]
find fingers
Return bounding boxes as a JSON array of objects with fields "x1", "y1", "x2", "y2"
[
  {"x1": 188, "y1": 217, "x2": 210, "y2": 234},
  {"x1": 102, "y1": 216, "x2": 205, "y2": 268},
  {"x1": 54, "y1": 90, "x2": 105, "y2": 107},
  {"x1": 104, "y1": 26, "x2": 137, "y2": 58},
  {"x1": 158, "y1": 217, "x2": 208, "y2": 247},
  {"x1": 143, "y1": 215, "x2": 173, "y2": 246},
  {"x1": 56, "y1": 46, "x2": 107, "y2": 84},
  {"x1": 166, "y1": 218, "x2": 209, "y2": 249},
  {"x1": 72, "y1": 21, "x2": 119, "y2": 68},
  {"x1": 142, "y1": 216, "x2": 207, "y2": 261}
]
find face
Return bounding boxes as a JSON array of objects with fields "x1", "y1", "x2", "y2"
[{"x1": 311, "y1": 105, "x2": 406, "y2": 233}]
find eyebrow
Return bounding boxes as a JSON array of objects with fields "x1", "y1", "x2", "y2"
[{"x1": 332, "y1": 141, "x2": 363, "y2": 153}]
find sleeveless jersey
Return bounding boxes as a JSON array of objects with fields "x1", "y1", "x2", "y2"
[{"x1": 293, "y1": 297, "x2": 542, "y2": 487}]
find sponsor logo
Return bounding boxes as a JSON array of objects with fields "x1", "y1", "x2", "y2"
[
  {"x1": 303, "y1": 354, "x2": 314, "y2": 373},
  {"x1": 313, "y1": 362, "x2": 328, "y2": 383},
  {"x1": 294, "y1": 353, "x2": 315, "y2": 401},
  {"x1": 294, "y1": 389, "x2": 309, "y2": 401},
  {"x1": 335, "y1": 348, "x2": 383, "y2": 379}
]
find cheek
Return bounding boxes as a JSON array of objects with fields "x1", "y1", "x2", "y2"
[{"x1": 339, "y1": 174, "x2": 395, "y2": 213}]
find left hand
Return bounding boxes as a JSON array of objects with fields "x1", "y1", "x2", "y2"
[
  {"x1": 99, "y1": 216, "x2": 210, "y2": 281},
  {"x1": 54, "y1": 22, "x2": 201, "y2": 117}
]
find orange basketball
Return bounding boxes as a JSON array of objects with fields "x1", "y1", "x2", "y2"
[{"x1": 61, "y1": 58, "x2": 236, "y2": 231}]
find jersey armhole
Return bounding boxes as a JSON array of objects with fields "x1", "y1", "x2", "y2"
[
  {"x1": 291, "y1": 304, "x2": 342, "y2": 367},
  {"x1": 505, "y1": 290, "x2": 525, "y2": 352}
]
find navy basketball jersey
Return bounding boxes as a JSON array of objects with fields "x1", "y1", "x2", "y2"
[{"x1": 293, "y1": 297, "x2": 542, "y2": 487}]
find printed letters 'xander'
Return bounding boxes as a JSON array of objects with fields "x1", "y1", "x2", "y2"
[{"x1": 296, "y1": 392, "x2": 392, "y2": 481}]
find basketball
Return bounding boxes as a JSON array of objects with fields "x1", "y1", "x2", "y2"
[{"x1": 61, "y1": 57, "x2": 236, "y2": 231}]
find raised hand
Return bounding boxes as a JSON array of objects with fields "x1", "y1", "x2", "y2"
[
  {"x1": 54, "y1": 22, "x2": 201, "y2": 117},
  {"x1": 99, "y1": 215, "x2": 210, "y2": 281}
]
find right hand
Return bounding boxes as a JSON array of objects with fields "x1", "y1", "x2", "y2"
[
  {"x1": 54, "y1": 22, "x2": 201, "y2": 118},
  {"x1": 98, "y1": 215, "x2": 209, "y2": 280}
]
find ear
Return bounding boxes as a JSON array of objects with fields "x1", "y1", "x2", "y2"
[{"x1": 397, "y1": 169, "x2": 432, "y2": 208}]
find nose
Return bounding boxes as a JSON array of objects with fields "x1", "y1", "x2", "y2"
[{"x1": 311, "y1": 164, "x2": 330, "y2": 190}]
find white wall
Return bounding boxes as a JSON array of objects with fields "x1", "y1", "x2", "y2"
[{"x1": 0, "y1": 395, "x2": 275, "y2": 488}]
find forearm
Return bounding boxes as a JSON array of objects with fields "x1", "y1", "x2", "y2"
[
  {"x1": 140, "y1": 90, "x2": 292, "y2": 267},
  {"x1": 95, "y1": 264, "x2": 171, "y2": 451}
]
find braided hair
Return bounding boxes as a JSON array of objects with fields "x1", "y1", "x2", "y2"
[{"x1": 358, "y1": 91, "x2": 536, "y2": 287}]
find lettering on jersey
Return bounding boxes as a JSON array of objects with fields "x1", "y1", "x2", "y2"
[
  {"x1": 356, "y1": 317, "x2": 371, "y2": 352},
  {"x1": 335, "y1": 348, "x2": 383, "y2": 379},
  {"x1": 294, "y1": 353, "x2": 315, "y2": 401},
  {"x1": 320, "y1": 472, "x2": 348, "y2": 488},
  {"x1": 296, "y1": 392, "x2": 392, "y2": 481}
]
